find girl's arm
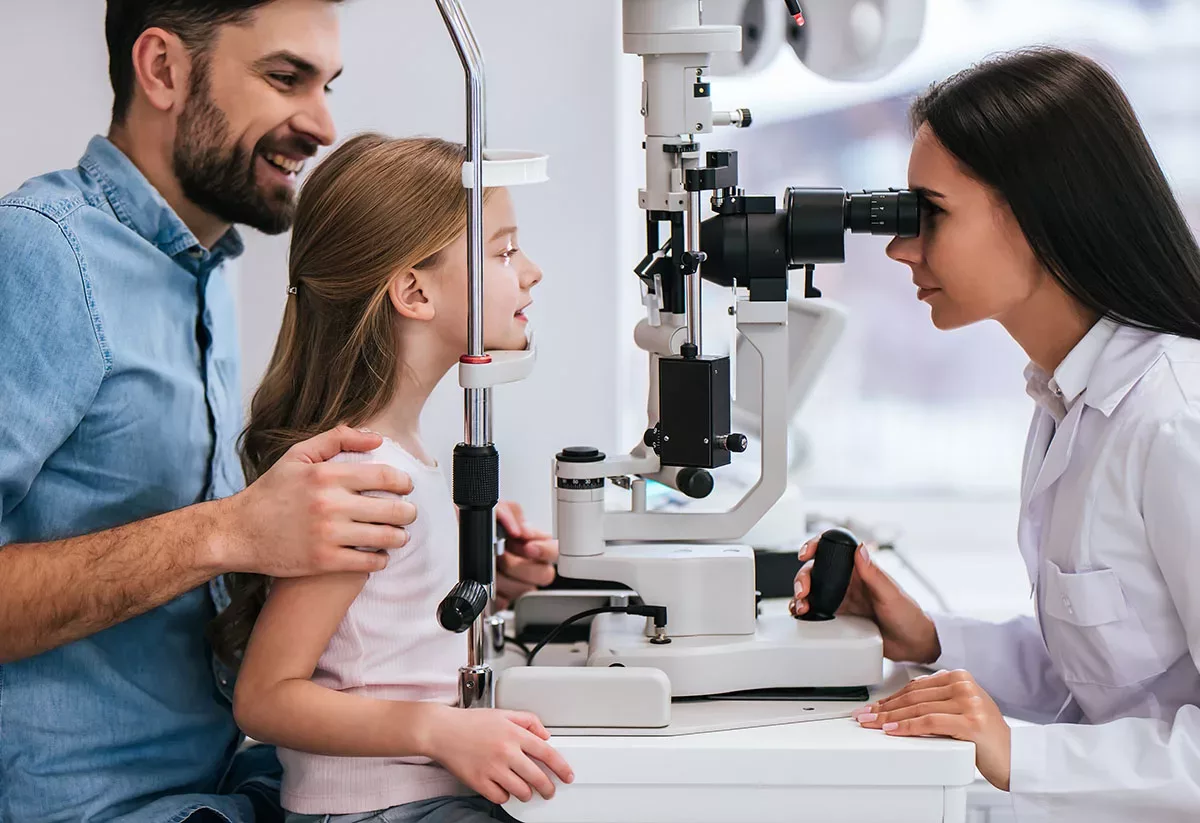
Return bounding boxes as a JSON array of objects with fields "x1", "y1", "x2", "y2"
[
  {"x1": 232, "y1": 570, "x2": 575, "y2": 803},
  {"x1": 233, "y1": 572, "x2": 440, "y2": 756}
]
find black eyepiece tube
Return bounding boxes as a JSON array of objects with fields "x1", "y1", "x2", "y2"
[{"x1": 845, "y1": 189, "x2": 921, "y2": 238}]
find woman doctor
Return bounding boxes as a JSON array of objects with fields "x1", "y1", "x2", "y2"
[{"x1": 790, "y1": 48, "x2": 1200, "y2": 821}]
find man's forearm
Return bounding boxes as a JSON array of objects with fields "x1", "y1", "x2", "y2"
[{"x1": 0, "y1": 500, "x2": 230, "y2": 663}]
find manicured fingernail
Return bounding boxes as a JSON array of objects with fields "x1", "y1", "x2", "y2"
[
  {"x1": 882, "y1": 722, "x2": 899, "y2": 732},
  {"x1": 852, "y1": 705, "x2": 874, "y2": 716},
  {"x1": 856, "y1": 713, "x2": 878, "y2": 724},
  {"x1": 858, "y1": 545, "x2": 869, "y2": 563}
]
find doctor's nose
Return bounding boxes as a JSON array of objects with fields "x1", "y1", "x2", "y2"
[{"x1": 887, "y1": 235, "x2": 922, "y2": 268}]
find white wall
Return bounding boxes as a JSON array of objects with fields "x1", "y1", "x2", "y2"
[{"x1": 1, "y1": 1, "x2": 642, "y2": 526}]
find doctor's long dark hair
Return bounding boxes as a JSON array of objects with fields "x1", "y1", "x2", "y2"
[{"x1": 911, "y1": 48, "x2": 1200, "y2": 338}]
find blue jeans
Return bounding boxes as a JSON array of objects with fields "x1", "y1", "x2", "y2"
[{"x1": 286, "y1": 796, "x2": 517, "y2": 823}]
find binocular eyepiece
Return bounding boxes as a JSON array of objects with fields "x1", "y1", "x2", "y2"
[{"x1": 786, "y1": 187, "x2": 921, "y2": 266}]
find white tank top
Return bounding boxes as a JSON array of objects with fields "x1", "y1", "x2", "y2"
[{"x1": 278, "y1": 438, "x2": 470, "y2": 815}]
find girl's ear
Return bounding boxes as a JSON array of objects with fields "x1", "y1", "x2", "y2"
[{"x1": 388, "y1": 269, "x2": 437, "y2": 321}]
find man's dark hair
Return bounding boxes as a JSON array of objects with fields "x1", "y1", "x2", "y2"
[{"x1": 105, "y1": 1, "x2": 340, "y2": 125}]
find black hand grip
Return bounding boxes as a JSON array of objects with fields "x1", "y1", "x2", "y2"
[
  {"x1": 438, "y1": 579, "x2": 489, "y2": 633},
  {"x1": 800, "y1": 528, "x2": 859, "y2": 622},
  {"x1": 453, "y1": 443, "x2": 498, "y2": 589},
  {"x1": 676, "y1": 467, "x2": 714, "y2": 499}
]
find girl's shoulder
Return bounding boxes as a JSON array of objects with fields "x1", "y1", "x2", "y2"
[{"x1": 329, "y1": 432, "x2": 441, "y2": 475}]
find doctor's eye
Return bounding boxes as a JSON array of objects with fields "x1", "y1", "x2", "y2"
[{"x1": 920, "y1": 200, "x2": 944, "y2": 218}]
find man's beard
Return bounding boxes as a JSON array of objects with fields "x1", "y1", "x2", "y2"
[{"x1": 172, "y1": 64, "x2": 301, "y2": 236}]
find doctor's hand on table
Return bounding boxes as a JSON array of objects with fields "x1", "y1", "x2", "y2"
[
  {"x1": 791, "y1": 539, "x2": 1014, "y2": 792},
  {"x1": 494, "y1": 501, "x2": 559, "y2": 609}
]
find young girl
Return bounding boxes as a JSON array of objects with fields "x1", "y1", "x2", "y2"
[{"x1": 214, "y1": 133, "x2": 573, "y2": 821}]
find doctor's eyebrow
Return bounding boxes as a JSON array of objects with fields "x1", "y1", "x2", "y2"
[{"x1": 912, "y1": 187, "x2": 947, "y2": 200}]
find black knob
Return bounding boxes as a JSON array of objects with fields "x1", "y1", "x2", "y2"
[
  {"x1": 558, "y1": 446, "x2": 606, "y2": 463},
  {"x1": 643, "y1": 428, "x2": 659, "y2": 450},
  {"x1": 718, "y1": 433, "x2": 748, "y2": 453},
  {"x1": 800, "y1": 528, "x2": 859, "y2": 622},
  {"x1": 676, "y1": 467, "x2": 714, "y2": 499},
  {"x1": 438, "y1": 580, "x2": 489, "y2": 633}
]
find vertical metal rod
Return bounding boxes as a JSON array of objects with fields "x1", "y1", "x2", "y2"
[
  {"x1": 685, "y1": 190, "x2": 703, "y2": 354},
  {"x1": 468, "y1": 621, "x2": 487, "y2": 670},
  {"x1": 438, "y1": 0, "x2": 488, "y2": 446},
  {"x1": 463, "y1": 390, "x2": 490, "y2": 446},
  {"x1": 436, "y1": 0, "x2": 494, "y2": 710}
]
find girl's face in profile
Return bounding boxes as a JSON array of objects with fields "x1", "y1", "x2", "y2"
[{"x1": 418, "y1": 188, "x2": 543, "y2": 353}]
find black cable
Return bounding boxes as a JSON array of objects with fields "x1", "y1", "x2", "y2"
[
  {"x1": 526, "y1": 604, "x2": 668, "y2": 665},
  {"x1": 503, "y1": 635, "x2": 533, "y2": 657}
]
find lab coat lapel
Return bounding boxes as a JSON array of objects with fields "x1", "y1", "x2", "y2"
[
  {"x1": 1018, "y1": 400, "x2": 1084, "y2": 586},
  {"x1": 1021, "y1": 410, "x2": 1055, "y2": 504},
  {"x1": 1017, "y1": 409, "x2": 1055, "y2": 584},
  {"x1": 1030, "y1": 399, "x2": 1085, "y2": 501}
]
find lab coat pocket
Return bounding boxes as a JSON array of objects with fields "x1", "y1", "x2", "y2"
[{"x1": 1042, "y1": 560, "x2": 1166, "y2": 687}]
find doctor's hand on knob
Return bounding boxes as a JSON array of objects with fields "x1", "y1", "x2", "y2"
[{"x1": 789, "y1": 536, "x2": 941, "y2": 665}]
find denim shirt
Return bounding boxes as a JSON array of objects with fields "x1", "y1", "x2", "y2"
[{"x1": 0, "y1": 137, "x2": 279, "y2": 822}]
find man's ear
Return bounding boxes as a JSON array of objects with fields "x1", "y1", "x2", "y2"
[
  {"x1": 388, "y1": 269, "x2": 436, "y2": 321},
  {"x1": 130, "y1": 27, "x2": 192, "y2": 114}
]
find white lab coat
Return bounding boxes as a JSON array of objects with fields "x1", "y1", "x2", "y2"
[{"x1": 931, "y1": 318, "x2": 1200, "y2": 822}]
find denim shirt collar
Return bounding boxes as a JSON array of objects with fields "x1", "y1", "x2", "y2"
[{"x1": 78, "y1": 135, "x2": 244, "y2": 269}]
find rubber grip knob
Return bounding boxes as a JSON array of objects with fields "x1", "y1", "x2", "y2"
[
  {"x1": 438, "y1": 579, "x2": 488, "y2": 633},
  {"x1": 801, "y1": 528, "x2": 859, "y2": 622},
  {"x1": 676, "y1": 467, "x2": 714, "y2": 499}
]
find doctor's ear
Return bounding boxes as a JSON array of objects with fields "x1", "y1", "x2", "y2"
[{"x1": 388, "y1": 269, "x2": 437, "y2": 321}]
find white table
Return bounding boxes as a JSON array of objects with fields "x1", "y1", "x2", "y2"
[
  {"x1": 500, "y1": 490, "x2": 1023, "y2": 823},
  {"x1": 503, "y1": 664, "x2": 976, "y2": 823}
]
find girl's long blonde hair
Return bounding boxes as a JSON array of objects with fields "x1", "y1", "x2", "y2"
[{"x1": 209, "y1": 133, "x2": 493, "y2": 666}]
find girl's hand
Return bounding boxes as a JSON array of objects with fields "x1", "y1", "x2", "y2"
[
  {"x1": 422, "y1": 706, "x2": 575, "y2": 803},
  {"x1": 495, "y1": 501, "x2": 558, "y2": 608}
]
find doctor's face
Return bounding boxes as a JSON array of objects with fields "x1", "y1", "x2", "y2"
[{"x1": 886, "y1": 125, "x2": 1046, "y2": 331}]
